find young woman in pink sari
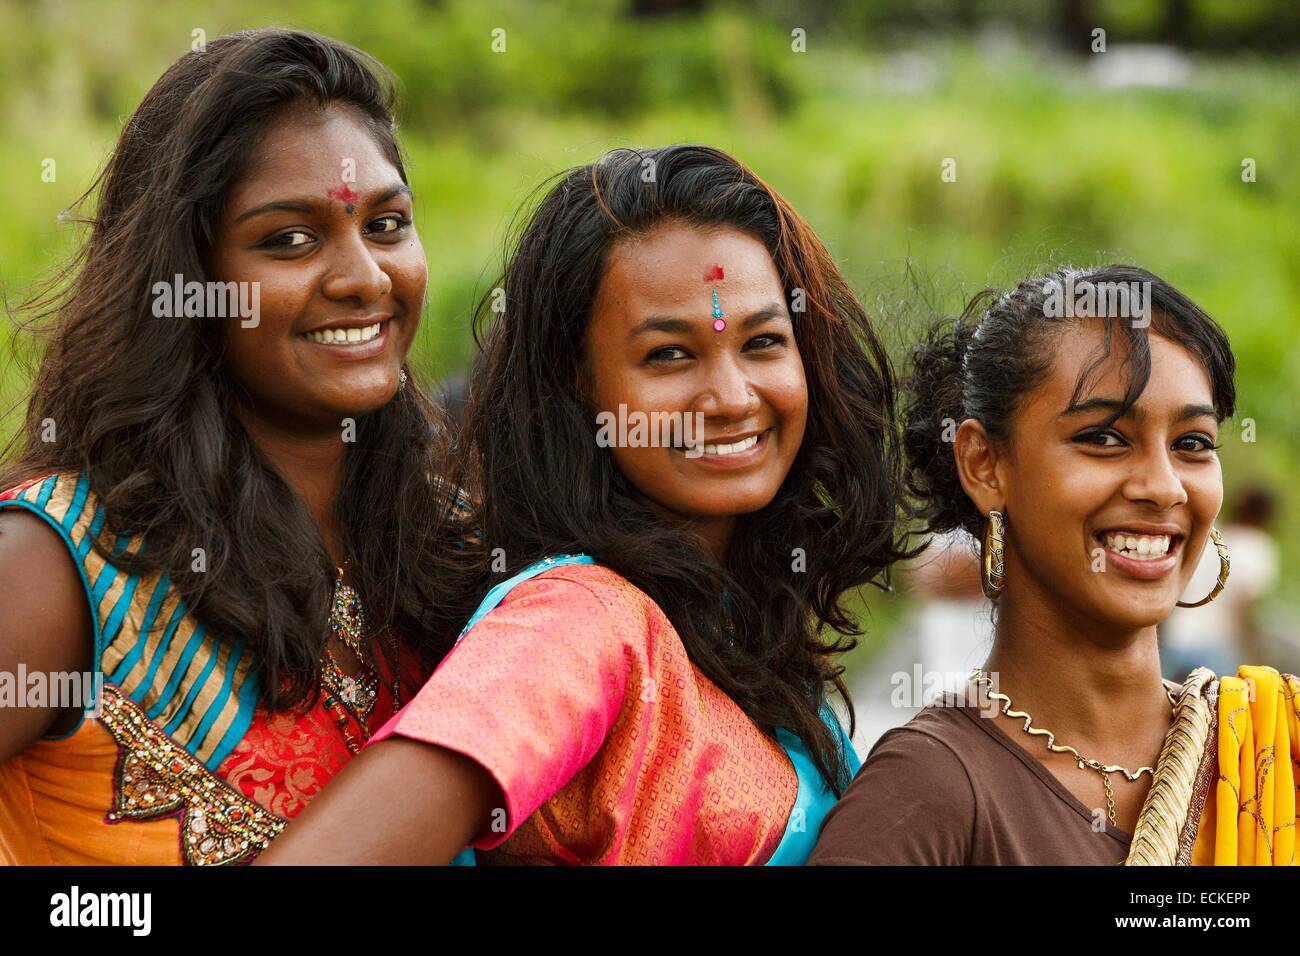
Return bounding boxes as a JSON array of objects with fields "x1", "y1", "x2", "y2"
[{"x1": 259, "y1": 144, "x2": 913, "y2": 865}]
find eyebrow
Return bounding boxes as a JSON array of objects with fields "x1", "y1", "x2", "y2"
[
  {"x1": 1059, "y1": 397, "x2": 1218, "y2": 424},
  {"x1": 629, "y1": 303, "x2": 790, "y2": 337},
  {"x1": 234, "y1": 183, "x2": 412, "y2": 223}
]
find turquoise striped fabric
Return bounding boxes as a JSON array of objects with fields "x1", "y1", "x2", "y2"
[{"x1": 0, "y1": 472, "x2": 257, "y2": 769}]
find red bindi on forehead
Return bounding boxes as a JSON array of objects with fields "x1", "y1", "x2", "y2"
[
  {"x1": 702, "y1": 264, "x2": 724, "y2": 282},
  {"x1": 327, "y1": 183, "x2": 359, "y2": 214}
]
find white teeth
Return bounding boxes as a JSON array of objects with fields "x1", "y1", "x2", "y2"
[
  {"x1": 1102, "y1": 532, "x2": 1172, "y2": 560},
  {"x1": 702, "y1": 434, "x2": 759, "y2": 457},
  {"x1": 303, "y1": 322, "x2": 383, "y2": 345}
]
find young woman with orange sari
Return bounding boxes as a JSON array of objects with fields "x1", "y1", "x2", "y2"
[{"x1": 0, "y1": 30, "x2": 463, "y2": 865}]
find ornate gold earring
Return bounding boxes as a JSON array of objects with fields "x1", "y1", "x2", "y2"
[
  {"x1": 398, "y1": 367, "x2": 408, "y2": 392},
  {"x1": 980, "y1": 510, "x2": 1006, "y2": 599},
  {"x1": 1175, "y1": 526, "x2": 1230, "y2": 608}
]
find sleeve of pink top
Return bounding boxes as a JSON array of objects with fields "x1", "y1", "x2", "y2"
[{"x1": 368, "y1": 571, "x2": 642, "y2": 850}]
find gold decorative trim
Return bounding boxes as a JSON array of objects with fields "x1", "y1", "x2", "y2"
[
  {"x1": 98, "y1": 684, "x2": 285, "y2": 865},
  {"x1": 1177, "y1": 676, "x2": 1219, "y2": 865},
  {"x1": 1126, "y1": 668, "x2": 1215, "y2": 866}
]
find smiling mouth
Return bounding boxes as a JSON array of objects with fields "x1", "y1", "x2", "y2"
[
  {"x1": 300, "y1": 320, "x2": 386, "y2": 345},
  {"x1": 700, "y1": 434, "x2": 760, "y2": 457},
  {"x1": 1094, "y1": 530, "x2": 1183, "y2": 562},
  {"x1": 676, "y1": 428, "x2": 771, "y2": 461}
]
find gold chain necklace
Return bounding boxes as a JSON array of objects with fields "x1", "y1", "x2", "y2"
[{"x1": 969, "y1": 667, "x2": 1176, "y2": 827}]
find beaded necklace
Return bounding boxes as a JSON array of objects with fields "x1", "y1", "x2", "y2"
[{"x1": 320, "y1": 563, "x2": 403, "y2": 754}]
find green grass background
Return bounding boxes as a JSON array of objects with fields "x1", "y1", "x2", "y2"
[{"x1": 1, "y1": 1, "x2": 1296, "y2": 659}]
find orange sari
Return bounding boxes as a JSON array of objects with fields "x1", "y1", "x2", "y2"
[{"x1": 0, "y1": 472, "x2": 423, "y2": 865}]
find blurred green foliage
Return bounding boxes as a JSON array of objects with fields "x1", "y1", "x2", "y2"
[{"x1": 0, "y1": 1, "x2": 1297, "y2": 644}]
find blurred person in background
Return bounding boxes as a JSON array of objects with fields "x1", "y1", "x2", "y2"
[
  {"x1": 905, "y1": 528, "x2": 992, "y2": 692},
  {"x1": 1161, "y1": 483, "x2": 1281, "y2": 681}
]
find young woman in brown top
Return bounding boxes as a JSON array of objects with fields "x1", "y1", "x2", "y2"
[{"x1": 810, "y1": 265, "x2": 1283, "y2": 866}]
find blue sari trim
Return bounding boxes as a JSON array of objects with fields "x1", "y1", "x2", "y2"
[
  {"x1": 0, "y1": 472, "x2": 258, "y2": 768},
  {"x1": 765, "y1": 705, "x2": 860, "y2": 866}
]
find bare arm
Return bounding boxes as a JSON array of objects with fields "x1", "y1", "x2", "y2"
[
  {"x1": 254, "y1": 736, "x2": 502, "y2": 865},
  {"x1": 0, "y1": 510, "x2": 93, "y2": 762}
]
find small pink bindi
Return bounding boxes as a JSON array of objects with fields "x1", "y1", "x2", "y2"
[{"x1": 713, "y1": 318, "x2": 727, "y2": 332}]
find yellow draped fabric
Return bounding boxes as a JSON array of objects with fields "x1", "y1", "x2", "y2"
[{"x1": 1192, "y1": 666, "x2": 1299, "y2": 866}]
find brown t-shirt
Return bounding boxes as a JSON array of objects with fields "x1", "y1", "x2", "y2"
[{"x1": 809, "y1": 698, "x2": 1133, "y2": 865}]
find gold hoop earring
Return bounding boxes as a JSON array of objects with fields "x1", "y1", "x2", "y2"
[
  {"x1": 980, "y1": 510, "x2": 1006, "y2": 599},
  {"x1": 1175, "y1": 526, "x2": 1230, "y2": 608}
]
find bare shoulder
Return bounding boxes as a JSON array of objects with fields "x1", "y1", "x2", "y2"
[
  {"x1": 0, "y1": 508, "x2": 92, "y2": 639},
  {"x1": 0, "y1": 508, "x2": 94, "y2": 755}
]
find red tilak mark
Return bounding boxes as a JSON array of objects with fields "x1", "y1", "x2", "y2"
[
  {"x1": 702, "y1": 264, "x2": 724, "y2": 282},
  {"x1": 327, "y1": 184, "x2": 359, "y2": 205}
]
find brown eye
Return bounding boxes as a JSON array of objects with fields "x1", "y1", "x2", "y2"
[
  {"x1": 1175, "y1": 433, "x2": 1219, "y2": 453},
  {"x1": 366, "y1": 215, "x2": 409, "y2": 236},
  {"x1": 1075, "y1": 428, "x2": 1124, "y2": 447},
  {"x1": 647, "y1": 346, "x2": 689, "y2": 364},
  {"x1": 265, "y1": 230, "x2": 314, "y2": 248},
  {"x1": 744, "y1": 333, "x2": 786, "y2": 350}
]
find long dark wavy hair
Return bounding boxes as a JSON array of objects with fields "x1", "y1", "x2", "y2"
[
  {"x1": 448, "y1": 145, "x2": 915, "y2": 791},
  {"x1": 0, "y1": 29, "x2": 466, "y2": 709}
]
